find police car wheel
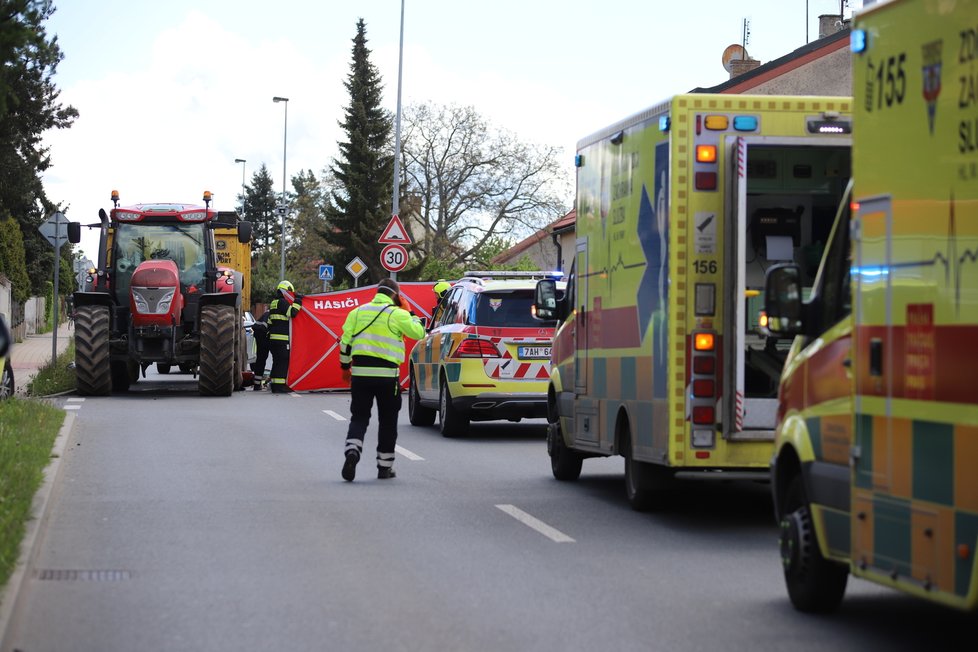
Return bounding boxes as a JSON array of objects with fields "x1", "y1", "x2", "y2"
[
  {"x1": 779, "y1": 475, "x2": 848, "y2": 613},
  {"x1": 408, "y1": 368, "x2": 436, "y2": 426},
  {"x1": 438, "y1": 377, "x2": 468, "y2": 438}
]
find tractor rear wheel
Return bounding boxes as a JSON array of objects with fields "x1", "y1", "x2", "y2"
[
  {"x1": 111, "y1": 360, "x2": 137, "y2": 392},
  {"x1": 198, "y1": 304, "x2": 235, "y2": 396},
  {"x1": 74, "y1": 305, "x2": 112, "y2": 396}
]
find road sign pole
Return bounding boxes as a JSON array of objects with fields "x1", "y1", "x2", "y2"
[{"x1": 51, "y1": 234, "x2": 61, "y2": 367}]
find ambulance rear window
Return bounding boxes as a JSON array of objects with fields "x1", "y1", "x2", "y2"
[{"x1": 470, "y1": 290, "x2": 554, "y2": 328}]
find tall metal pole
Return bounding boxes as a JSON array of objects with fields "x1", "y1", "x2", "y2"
[
  {"x1": 390, "y1": 0, "x2": 405, "y2": 282},
  {"x1": 273, "y1": 96, "x2": 289, "y2": 281},
  {"x1": 234, "y1": 158, "x2": 247, "y2": 215}
]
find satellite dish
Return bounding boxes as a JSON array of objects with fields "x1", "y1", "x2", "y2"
[{"x1": 722, "y1": 44, "x2": 748, "y2": 72}]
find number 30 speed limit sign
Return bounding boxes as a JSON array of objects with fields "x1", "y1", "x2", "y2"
[{"x1": 380, "y1": 243, "x2": 408, "y2": 272}]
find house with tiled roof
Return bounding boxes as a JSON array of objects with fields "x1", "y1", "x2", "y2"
[{"x1": 490, "y1": 15, "x2": 851, "y2": 270}]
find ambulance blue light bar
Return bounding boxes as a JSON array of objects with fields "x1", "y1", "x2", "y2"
[
  {"x1": 659, "y1": 116, "x2": 671, "y2": 132},
  {"x1": 733, "y1": 116, "x2": 758, "y2": 131},
  {"x1": 851, "y1": 29, "x2": 867, "y2": 54}
]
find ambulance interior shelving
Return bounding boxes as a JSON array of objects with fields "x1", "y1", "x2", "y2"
[{"x1": 740, "y1": 144, "x2": 851, "y2": 401}]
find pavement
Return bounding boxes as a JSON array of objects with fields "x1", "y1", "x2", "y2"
[{"x1": 7, "y1": 320, "x2": 73, "y2": 396}]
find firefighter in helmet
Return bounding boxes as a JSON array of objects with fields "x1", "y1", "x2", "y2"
[
  {"x1": 268, "y1": 279, "x2": 302, "y2": 393},
  {"x1": 433, "y1": 280, "x2": 452, "y2": 302}
]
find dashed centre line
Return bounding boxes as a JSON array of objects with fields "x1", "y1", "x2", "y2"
[
  {"x1": 495, "y1": 504, "x2": 575, "y2": 543},
  {"x1": 322, "y1": 410, "x2": 346, "y2": 420},
  {"x1": 395, "y1": 445, "x2": 424, "y2": 461}
]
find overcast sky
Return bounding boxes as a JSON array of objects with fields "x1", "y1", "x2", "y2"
[{"x1": 41, "y1": 0, "x2": 861, "y2": 261}]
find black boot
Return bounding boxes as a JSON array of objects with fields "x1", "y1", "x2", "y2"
[
  {"x1": 342, "y1": 452, "x2": 359, "y2": 482},
  {"x1": 377, "y1": 467, "x2": 396, "y2": 480}
]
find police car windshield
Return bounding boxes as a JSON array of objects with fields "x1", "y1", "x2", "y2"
[{"x1": 471, "y1": 290, "x2": 553, "y2": 327}]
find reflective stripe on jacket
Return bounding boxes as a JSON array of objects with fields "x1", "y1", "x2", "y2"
[
  {"x1": 340, "y1": 293, "x2": 425, "y2": 375},
  {"x1": 268, "y1": 297, "x2": 301, "y2": 341}
]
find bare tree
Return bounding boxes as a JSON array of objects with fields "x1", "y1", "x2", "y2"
[{"x1": 401, "y1": 103, "x2": 569, "y2": 270}]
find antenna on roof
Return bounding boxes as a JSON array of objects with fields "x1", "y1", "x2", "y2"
[{"x1": 742, "y1": 18, "x2": 751, "y2": 52}]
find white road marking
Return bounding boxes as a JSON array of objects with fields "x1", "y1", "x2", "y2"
[
  {"x1": 322, "y1": 410, "x2": 346, "y2": 420},
  {"x1": 66, "y1": 398, "x2": 85, "y2": 403},
  {"x1": 395, "y1": 445, "x2": 424, "y2": 461},
  {"x1": 63, "y1": 405, "x2": 82, "y2": 411},
  {"x1": 495, "y1": 504, "x2": 575, "y2": 543}
]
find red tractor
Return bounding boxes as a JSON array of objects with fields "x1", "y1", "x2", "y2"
[{"x1": 67, "y1": 191, "x2": 252, "y2": 396}]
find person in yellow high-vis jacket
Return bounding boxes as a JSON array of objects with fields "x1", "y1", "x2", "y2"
[
  {"x1": 340, "y1": 278, "x2": 425, "y2": 481},
  {"x1": 268, "y1": 280, "x2": 302, "y2": 394}
]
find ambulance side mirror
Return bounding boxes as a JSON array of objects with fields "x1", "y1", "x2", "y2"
[
  {"x1": 534, "y1": 279, "x2": 564, "y2": 322},
  {"x1": 67, "y1": 221, "x2": 81, "y2": 244},
  {"x1": 764, "y1": 264, "x2": 804, "y2": 336}
]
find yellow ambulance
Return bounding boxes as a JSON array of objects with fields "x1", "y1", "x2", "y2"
[
  {"x1": 764, "y1": 0, "x2": 978, "y2": 613},
  {"x1": 534, "y1": 93, "x2": 852, "y2": 510}
]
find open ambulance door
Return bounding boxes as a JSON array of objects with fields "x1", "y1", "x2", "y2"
[{"x1": 724, "y1": 135, "x2": 852, "y2": 441}]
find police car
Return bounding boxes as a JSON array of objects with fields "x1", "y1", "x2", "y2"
[{"x1": 408, "y1": 271, "x2": 564, "y2": 437}]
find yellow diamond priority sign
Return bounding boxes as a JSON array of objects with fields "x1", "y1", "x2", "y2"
[{"x1": 346, "y1": 256, "x2": 367, "y2": 279}]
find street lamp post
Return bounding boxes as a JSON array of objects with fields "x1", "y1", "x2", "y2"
[
  {"x1": 234, "y1": 158, "x2": 247, "y2": 215},
  {"x1": 272, "y1": 96, "x2": 289, "y2": 281}
]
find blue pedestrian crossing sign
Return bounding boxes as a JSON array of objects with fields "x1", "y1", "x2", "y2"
[{"x1": 318, "y1": 264, "x2": 334, "y2": 281}]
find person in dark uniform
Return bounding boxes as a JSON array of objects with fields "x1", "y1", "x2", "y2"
[
  {"x1": 340, "y1": 278, "x2": 425, "y2": 481},
  {"x1": 268, "y1": 280, "x2": 302, "y2": 394},
  {"x1": 250, "y1": 310, "x2": 270, "y2": 391}
]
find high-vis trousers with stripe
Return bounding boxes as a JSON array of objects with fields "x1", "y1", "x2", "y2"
[
  {"x1": 345, "y1": 375, "x2": 401, "y2": 469},
  {"x1": 269, "y1": 340, "x2": 291, "y2": 392}
]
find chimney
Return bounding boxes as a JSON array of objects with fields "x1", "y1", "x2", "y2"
[
  {"x1": 818, "y1": 14, "x2": 845, "y2": 39},
  {"x1": 729, "y1": 58, "x2": 761, "y2": 79}
]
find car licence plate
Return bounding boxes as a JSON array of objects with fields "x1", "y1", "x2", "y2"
[{"x1": 518, "y1": 346, "x2": 551, "y2": 359}]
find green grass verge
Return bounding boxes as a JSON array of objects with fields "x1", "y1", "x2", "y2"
[
  {"x1": 0, "y1": 397, "x2": 65, "y2": 592},
  {"x1": 26, "y1": 339, "x2": 76, "y2": 397}
]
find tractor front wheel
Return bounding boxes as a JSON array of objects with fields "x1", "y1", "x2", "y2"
[
  {"x1": 198, "y1": 305, "x2": 235, "y2": 396},
  {"x1": 74, "y1": 305, "x2": 112, "y2": 396}
]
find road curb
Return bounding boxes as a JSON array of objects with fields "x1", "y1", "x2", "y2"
[{"x1": 0, "y1": 409, "x2": 76, "y2": 651}]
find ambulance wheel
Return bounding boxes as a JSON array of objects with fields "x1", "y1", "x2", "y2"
[
  {"x1": 439, "y1": 377, "x2": 468, "y2": 437},
  {"x1": 779, "y1": 475, "x2": 848, "y2": 613},
  {"x1": 157, "y1": 363, "x2": 171, "y2": 374},
  {"x1": 548, "y1": 420, "x2": 582, "y2": 481},
  {"x1": 74, "y1": 305, "x2": 112, "y2": 396},
  {"x1": 623, "y1": 438, "x2": 672, "y2": 512},
  {"x1": 408, "y1": 368, "x2": 436, "y2": 426}
]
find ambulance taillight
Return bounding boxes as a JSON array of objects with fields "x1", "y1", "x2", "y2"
[{"x1": 453, "y1": 339, "x2": 501, "y2": 358}]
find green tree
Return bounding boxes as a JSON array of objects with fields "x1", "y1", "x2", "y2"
[
  {"x1": 242, "y1": 163, "x2": 278, "y2": 253},
  {"x1": 400, "y1": 102, "x2": 569, "y2": 272},
  {"x1": 0, "y1": 214, "x2": 30, "y2": 303},
  {"x1": 287, "y1": 169, "x2": 335, "y2": 294},
  {"x1": 322, "y1": 18, "x2": 394, "y2": 286},
  {"x1": 0, "y1": 0, "x2": 78, "y2": 299}
]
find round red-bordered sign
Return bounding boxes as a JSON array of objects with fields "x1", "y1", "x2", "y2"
[{"x1": 380, "y1": 243, "x2": 408, "y2": 272}]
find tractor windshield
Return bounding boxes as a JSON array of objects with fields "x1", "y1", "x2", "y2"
[{"x1": 111, "y1": 223, "x2": 208, "y2": 305}]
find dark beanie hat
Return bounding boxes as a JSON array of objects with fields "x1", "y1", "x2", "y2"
[{"x1": 377, "y1": 278, "x2": 400, "y2": 297}]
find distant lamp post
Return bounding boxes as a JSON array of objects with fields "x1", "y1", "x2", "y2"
[
  {"x1": 272, "y1": 96, "x2": 289, "y2": 281},
  {"x1": 234, "y1": 158, "x2": 247, "y2": 215}
]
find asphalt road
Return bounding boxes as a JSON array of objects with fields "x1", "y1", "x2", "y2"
[{"x1": 3, "y1": 369, "x2": 974, "y2": 651}]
